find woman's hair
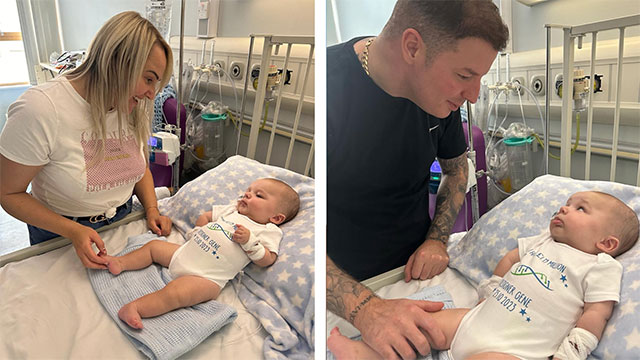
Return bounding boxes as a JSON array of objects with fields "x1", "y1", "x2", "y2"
[
  {"x1": 66, "y1": 11, "x2": 173, "y2": 166},
  {"x1": 381, "y1": 0, "x2": 509, "y2": 64}
]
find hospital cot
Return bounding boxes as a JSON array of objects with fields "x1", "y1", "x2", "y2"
[
  {"x1": 0, "y1": 34, "x2": 315, "y2": 359},
  {"x1": 328, "y1": 15, "x2": 640, "y2": 359}
]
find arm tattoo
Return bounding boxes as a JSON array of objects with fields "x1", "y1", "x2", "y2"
[
  {"x1": 429, "y1": 152, "x2": 468, "y2": 244},
  {"x1": 327, "y1": 256, "x2": 376, "y2": 323},
  {"x1": 349, "y1": 294, "x2": 375, "y2": 323}
]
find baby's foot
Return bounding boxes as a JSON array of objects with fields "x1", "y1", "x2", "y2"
[
  {"x1": 327, "y1": 327, "x2": 381, "y2": 360},
  {"x1": 101, "y1": 255, "x2": 124, "y2": 275},
  {"x1": 118, "y1": 303, "x2": 144, "y2": 329}
]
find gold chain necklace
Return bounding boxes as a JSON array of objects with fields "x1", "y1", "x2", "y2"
[{"x1": 360, "y1": 37, "x2": 375, "y2": 76}]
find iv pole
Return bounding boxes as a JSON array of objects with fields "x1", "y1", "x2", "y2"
[
  {"x1": 172, "y1": 0, "x2": 185, "y2": 193},
  {"x1": 466, "y1": 101, "x2": 480, "y2": 224}
]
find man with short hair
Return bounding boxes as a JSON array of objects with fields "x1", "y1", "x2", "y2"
[{"x1": 327, "y1": 1, "x2": 510, "y2": 359}]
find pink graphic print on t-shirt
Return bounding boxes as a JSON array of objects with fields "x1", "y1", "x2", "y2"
[{"x1": 81, "y1": 131, "x2": 146, "y2": 192}]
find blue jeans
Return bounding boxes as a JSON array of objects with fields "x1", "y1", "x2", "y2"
[{"x1": 28, "y1": 198, "x2": 133, "y2": 245}]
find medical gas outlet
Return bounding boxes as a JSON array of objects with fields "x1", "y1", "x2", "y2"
[
  {"x1": 213, "y1": 60, "x2": 226, "y2": 73},
  {"x1": 510, "y1": 77, "x2": 525, "y2": 96},
  {"x1": 530, "y1": 75, "x2": 545, "y2": 96},
  {"x1": 229, "y1": 61, "x2": 245, "y2": 80},
  {"x1": 555, "y1": 70, "x2": 603, "y2": 111}
]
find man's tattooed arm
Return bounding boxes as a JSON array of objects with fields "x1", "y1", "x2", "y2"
[
  {"x1": 428, "y1": 152, "x2": 468, "y2": 245},
  {"x1": 326, "y1": 255, "x2": 376, "y2": 324}
]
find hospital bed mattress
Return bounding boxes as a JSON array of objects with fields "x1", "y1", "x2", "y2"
[
  {"x1": 326, "y1": 232, "x2": 477, "y2": 340},
  {"x1": 328, "y1": 175, "x2": 640, "y2": 359},
  {"x1": 0, "y1": 155, "x2": 315, "y2": 359},
  {"x1": 0, "y1": 219, "x2": 266, "y2": 359}
]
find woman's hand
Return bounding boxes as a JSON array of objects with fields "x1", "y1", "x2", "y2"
[
  {"x1": 146, "y1": 207, "x2": 172, "y2": 236},
  {"x1": 68, "y1": 224, "x2": 109, "y2": 269}
]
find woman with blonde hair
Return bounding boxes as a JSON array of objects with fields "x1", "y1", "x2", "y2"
[{"x1": 0, "y1": 11, "x2": 174, "y2": 269}]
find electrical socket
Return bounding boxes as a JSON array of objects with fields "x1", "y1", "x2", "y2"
[
  {"x1": 510, "y1": 76, "x2": 525, "y2": 96},
  {"x1": 229, "y1": 61, "x2": 245, "y2": 80},
  {"x1": 530, "y1": 74, "x2": 545, "y2": 96},
  {"x1": 213, "y1": 59, "x2": 226, "y2": 72}
]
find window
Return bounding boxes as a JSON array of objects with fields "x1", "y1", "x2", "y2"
[{"x1": 0, "y1": 0, "x2": 29, "y2": 86}]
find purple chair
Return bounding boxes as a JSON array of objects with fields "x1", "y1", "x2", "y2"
[{"x1": 429, "y1": 124, "x2": 487, "y2": 232}]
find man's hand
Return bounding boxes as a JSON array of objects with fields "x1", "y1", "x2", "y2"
[
  {"x1": 404, "y1": 240, "x2": 449, "y2": 281},
  {"x1": 406, "y1": 153, "x2": 466, "y2": 282},
  {"x1": 356, "y1": 297, "x2": 446, "y2": 360}
]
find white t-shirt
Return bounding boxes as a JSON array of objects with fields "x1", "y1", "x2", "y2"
[
  {"x1": 450, "y1": 231, "x2": 622, "y2": 360},
  {"x1": 0, "y1": 77, "x2": 146, "y2": 217},
  {"x1": 169, "y1": 204, "x2": 283, "y2": 288}
]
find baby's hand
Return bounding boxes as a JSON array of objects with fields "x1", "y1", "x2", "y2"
[{"x1": 232, "y1": 224, "x2": 250, "y2": 245}]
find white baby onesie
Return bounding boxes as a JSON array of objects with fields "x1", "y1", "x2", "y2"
[
  {"x1": 169, "y1": 204, "x2": 282, "y2": 288},
  {"x1": 450, "y1": 231, "x2": 622, "y2": 360}
]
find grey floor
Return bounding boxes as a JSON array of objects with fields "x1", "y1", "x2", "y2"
[{"x1": 0, "y1": 205, "x2": 29, "y2": 256}]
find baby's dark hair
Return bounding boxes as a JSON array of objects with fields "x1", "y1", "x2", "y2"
[
  {"x1": 597, "y1": 192, "x2": 639, "y2": 256},
  {"x1": 264, "y1": 178, "x2": 300, "y2": 224}
]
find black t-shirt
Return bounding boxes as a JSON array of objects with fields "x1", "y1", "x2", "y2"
[{"x1": 327, "y1": 37, "x2": 468, "y2": 281}]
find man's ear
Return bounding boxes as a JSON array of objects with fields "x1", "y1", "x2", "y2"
[
  {"x1": 401, "y1": 28, "x2": 424, "y2": 65},
  {"x1": 270, "y1": 213, "x2": 286, "y2": 225},
  {"x1": 596, "y1": 235, "x2": 620, "y2": 255}
]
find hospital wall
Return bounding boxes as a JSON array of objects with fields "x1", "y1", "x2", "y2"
[
  {"x1": 482, "y1": 36, "x2": 639, "y2": 187},
  {"x1": 169, "y1": 36, "x2": 314, "y2": 177},
  {"x1": 57, "y1": 0, "x2": 313, "y2": 51},
  {"x1": 492, "y1": 1, "x2": 639, "y2": 187},
  {"x1": 328, "y1": 0, "x2": 640, "y2": 47}
]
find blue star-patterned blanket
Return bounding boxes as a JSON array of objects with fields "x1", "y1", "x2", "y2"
[
  {"x1": 88, "y1": 233, "x2": 238, "y2": 360},
  {"x1": 159, "y1": 155, "x2": 315, "y2": 359}
]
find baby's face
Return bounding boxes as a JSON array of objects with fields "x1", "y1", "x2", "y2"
[
  {"x1": 549, "y1": 191, "x2": 613, "y2": 254},
  {"x1": 237, "y1": 179, "x2": 283, "y2": 225}
]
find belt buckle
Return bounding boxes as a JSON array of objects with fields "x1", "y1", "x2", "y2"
[{"x1": 89, "y1": 214, "x2": 106, "y2": 224}]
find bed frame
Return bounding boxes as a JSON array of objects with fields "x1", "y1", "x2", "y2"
[
  {"x1": 545, "y1": 15, "x2": 640, "y2": 185},
  {"x1": 239, "y1": 35, "x2": 315, "y2": 177},
  {"x1": 464, "y1": 15, "x2": 640, "y2": 224}
]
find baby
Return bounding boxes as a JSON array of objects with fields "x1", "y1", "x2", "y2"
[
  {"x1": 329, "y1": 191, "x2": 639, "y2": 360},
  {"x1": 101, "y1": 178, "x2": 299, "y2": 329}
]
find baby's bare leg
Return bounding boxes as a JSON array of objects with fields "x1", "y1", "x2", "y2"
[
  {"x1": 427, "y1": 308, "x2": 470, "y2": 350},
  {"x1": 104, "y1": 240, "x2": 180, "y2": 275},
  {"x1": 119, "y1": 275, "x2": 221, "y2": 329},
  {"x1": 328, "y1": 327, "x2": 382, "y2": 360}
]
